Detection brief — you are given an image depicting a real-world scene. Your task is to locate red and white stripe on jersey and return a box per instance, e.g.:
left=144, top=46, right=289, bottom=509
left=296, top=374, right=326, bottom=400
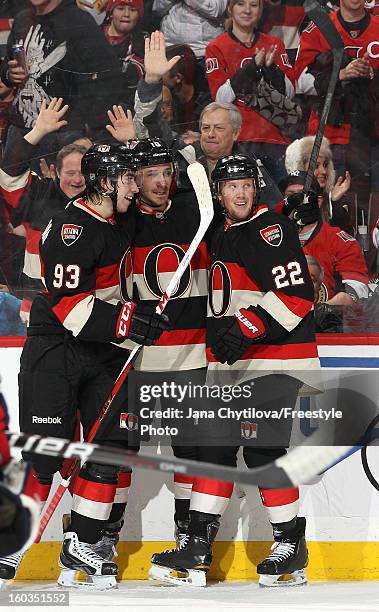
left=261, top=1, right=305, bottom=52
left=259, top=486, right=299, bottom=523
left=23, top=223, right=42, bottom=280
left=0, top=167, right=32, bottom=209
left=190, top=478, right=234, bottom=515
left=72, top=475, right=116, bottom=521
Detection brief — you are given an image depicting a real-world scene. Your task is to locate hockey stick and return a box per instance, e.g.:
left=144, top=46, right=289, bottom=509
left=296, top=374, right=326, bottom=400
left=303, top=0, right=345, bottom=193
left=9, top=383, right=377, bottom=490
left=34, top=162, right=214, bottom=541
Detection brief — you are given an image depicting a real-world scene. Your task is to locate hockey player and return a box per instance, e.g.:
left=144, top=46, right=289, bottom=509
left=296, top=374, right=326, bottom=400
left=150, top=155, right=320, bottom=587
left=0, top=392, right=39, bottom=589
left=0, top=143, right=170, bottom=590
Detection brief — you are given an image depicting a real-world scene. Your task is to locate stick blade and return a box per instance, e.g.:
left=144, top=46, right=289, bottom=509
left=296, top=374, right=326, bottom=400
left=187, top=162, right=214, bottom=212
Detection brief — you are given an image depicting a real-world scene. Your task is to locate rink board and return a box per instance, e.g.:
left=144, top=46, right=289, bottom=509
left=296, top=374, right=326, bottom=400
left=1, top=334, right=379, bottom=581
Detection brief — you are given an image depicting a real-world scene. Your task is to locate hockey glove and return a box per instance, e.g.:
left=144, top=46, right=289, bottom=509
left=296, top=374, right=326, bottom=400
left=230, top=57, right=262, bottom=97
left=115, top=302, right=171, bottom=346
left=0, top=394, right=10, bottom=467
left=211, top=307, right=266, bottom=365
left=287, top=191, right=320, bottom=227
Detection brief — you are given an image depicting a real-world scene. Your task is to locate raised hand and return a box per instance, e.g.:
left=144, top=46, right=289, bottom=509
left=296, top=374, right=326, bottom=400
left=106, top=105, right=136, bottom=143
left=39, top=158, right=57, bottom=180
left=331, top=171, right=351, bottom=201
left=144, top=31, right=181, bottom=84
left=26, top=98, right=69, bottom=145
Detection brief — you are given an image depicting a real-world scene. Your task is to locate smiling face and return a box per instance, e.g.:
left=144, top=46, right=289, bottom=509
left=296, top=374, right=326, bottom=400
left=306, top=155, right=328, bottom=190
left=229, top=0, right=262, bottom=32
left=116, top=170, right=139, bottom=212
left=200, top=109, right=239, bottom=162
left=218, top=177, right=257, bottom=223
left=111, top=4, right=140, bottom=34
left=58, top=152, right=86, bottom=199
left=137, top=163, right=173, bottom=210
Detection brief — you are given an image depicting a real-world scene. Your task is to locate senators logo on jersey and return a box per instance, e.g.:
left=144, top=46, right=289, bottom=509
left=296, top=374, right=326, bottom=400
left=260, top=224, right=283, bottom=247
left=61, top=224, right=83, bottom=247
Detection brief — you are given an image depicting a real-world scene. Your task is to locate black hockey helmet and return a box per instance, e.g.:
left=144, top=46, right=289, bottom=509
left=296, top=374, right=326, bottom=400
left=82, top=142, right=139, bottom=193
left=211, top=155, right=261, bottom=198
left=133, top=138, right=174, bottom=168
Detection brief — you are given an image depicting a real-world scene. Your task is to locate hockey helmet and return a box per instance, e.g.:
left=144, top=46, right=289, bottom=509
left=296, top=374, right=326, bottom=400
left=211, top=155, right=261, bottom=198
left=133, top=138, right=174, bottom=168
left=82, top=143, right=139, bottom=192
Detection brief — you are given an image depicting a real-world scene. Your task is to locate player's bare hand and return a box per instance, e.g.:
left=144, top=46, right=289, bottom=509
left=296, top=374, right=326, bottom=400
left=331, top=171, right=351, bottom=201
left=106, top=106, right=136, bottom=142
left=6, top=59, right=27, bottom=86
left=144, top=31, right=181, bottom=84
left=39, top=157, right=57, bottom=180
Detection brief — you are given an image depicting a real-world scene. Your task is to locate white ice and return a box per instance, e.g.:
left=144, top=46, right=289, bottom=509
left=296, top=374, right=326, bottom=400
left=1, top=580, right=379, bottom=612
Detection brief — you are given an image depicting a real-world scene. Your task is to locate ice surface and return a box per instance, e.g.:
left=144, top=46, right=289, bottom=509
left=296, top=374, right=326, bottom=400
left=2, top=580, right=379, bottom=612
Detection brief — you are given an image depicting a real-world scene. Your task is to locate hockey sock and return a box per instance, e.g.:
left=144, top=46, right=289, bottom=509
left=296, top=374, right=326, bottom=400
left=174, top=499, right=190, bottom=523
left=190, top=478, right=233, bottom=516
left=24, top=469, right=52, bottom=511
left=70, top=467, right=117, bottom=544
left=259, top=487, right=299, bottom=524
left=107, top=471, right=131, bottom=524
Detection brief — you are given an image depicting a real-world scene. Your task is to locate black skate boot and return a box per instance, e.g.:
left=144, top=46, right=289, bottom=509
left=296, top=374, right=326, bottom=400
left=149, top=511, right=220, bottom=587
left=174, top=518, right=190, bottom=549
left=257, top=517, right=308, bottom=587
left=0, top=552, right=24, bottom=589
left=91, top=519, right=124, bottom=561
left=58, top=531, right=118, bottom=590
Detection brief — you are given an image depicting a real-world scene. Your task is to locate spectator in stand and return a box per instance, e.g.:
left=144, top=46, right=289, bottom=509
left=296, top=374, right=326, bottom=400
left=0, top=1, right=29, bottom=17
left=280, top=171, right=369, bottom=306
left=0, top=0, right=122, bottom=162
left=76, top=0, right=108, bottom=23
left=132, top=31, right=282, bottom=204
left=152, top=0, right=228, bottom=61
left=0, top=287, right=26, bottom=335
left=102, top=0, right=147, bottom=109
left=0, top=98, right=87, bottom=323
left=205, top=0, right=301, bottom=183
left=306, top=255, right=344, bottom=332
left=284, top=135, right=354, bottom=235
left=161, top=44, right=211, bottom=134
left=295, top=0, right=379, bottom=200
left=260, top=0, right=306, bottom=65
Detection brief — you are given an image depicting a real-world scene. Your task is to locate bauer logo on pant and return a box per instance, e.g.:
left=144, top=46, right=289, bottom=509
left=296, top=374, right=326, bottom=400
left=120, top=412, right=139, bottom=431
left=61, top=224, right=83, bottom=247
left=241, top=421, right=257, bottom=440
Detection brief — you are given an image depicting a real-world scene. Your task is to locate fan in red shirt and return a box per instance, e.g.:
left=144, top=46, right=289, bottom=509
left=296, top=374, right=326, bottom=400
left=205, top=0, right=299, bottom=183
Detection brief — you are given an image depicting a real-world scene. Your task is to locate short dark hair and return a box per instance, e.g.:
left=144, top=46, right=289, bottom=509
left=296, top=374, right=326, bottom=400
left=166, top=44, right=196, bottom=83
left=56, top=144, right=87, bottom=172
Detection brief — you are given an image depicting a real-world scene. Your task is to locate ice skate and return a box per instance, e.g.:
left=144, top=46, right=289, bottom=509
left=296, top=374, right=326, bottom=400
left=257, top=517, right=308, bottom=587
left=91, top=519, right=124, bottom=561
left=0, top=551, right=24, bottom=590
left=57, top=531, right=118, bottom=590
left=174, top=519, right=190, bottom=549
left=149, top=512, right=219, bottom=587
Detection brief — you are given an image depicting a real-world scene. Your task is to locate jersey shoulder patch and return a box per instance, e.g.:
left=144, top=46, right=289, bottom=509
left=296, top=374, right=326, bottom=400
left=259, top=223, right=283, bottom=247
left=61, top=224, right=83, bottom=247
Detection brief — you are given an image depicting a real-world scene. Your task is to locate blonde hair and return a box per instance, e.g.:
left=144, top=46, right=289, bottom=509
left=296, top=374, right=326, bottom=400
left=225, top=0, right=264, bottom=31
left=285, top=136, right=336, bottom=193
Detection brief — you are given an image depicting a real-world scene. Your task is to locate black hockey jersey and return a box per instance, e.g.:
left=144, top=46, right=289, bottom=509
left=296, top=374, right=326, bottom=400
left=207, top=205, right=320, bottom=385
left=129, top=193, right=213, bottom=371
left=30, top=198, right=132, bottom=343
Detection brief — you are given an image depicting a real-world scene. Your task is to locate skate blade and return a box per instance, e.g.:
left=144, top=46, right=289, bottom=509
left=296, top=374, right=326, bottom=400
left=259, top=569, right=307, bottom=588
left=149, top=564, right=206, bottom=587
left=0, top=578, right=11, bottom=591
left=57, top=569, right=117, bottom=591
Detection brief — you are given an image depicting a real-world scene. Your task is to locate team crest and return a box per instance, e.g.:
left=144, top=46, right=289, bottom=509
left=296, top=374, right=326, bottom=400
left=206, top=57, right=219, bottom=73
left=61, top=224, right=83, bottom=247
left=280, top=53, right=291, bottom=68
left=260, top=224, right=283, bottom=247
left=241, top=421, right=258, bottom=440
left=317, top=282, right=329, bottom=303
left=120, top=413, right=139, bottom=431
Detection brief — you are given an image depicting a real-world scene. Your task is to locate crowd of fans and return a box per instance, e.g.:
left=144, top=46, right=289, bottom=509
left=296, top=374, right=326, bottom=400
left=0, top=0, right=379, bottom=335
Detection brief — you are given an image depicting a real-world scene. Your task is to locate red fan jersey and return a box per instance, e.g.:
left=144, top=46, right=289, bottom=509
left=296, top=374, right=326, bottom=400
left=301, top=223, right=369, bottom=302
left=295, top=10, right=379, bottom=144
left=205, top=30, right=294, bottom=144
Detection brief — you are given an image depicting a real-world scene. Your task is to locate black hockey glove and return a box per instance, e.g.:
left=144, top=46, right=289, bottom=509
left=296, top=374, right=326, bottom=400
left=287, top=191, right=320, bottom=227
left=230, top=58, right=262, bottom=97
left=115, top=302, right=171, bottom=346
left=211, top=307, right=267, bottom=365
